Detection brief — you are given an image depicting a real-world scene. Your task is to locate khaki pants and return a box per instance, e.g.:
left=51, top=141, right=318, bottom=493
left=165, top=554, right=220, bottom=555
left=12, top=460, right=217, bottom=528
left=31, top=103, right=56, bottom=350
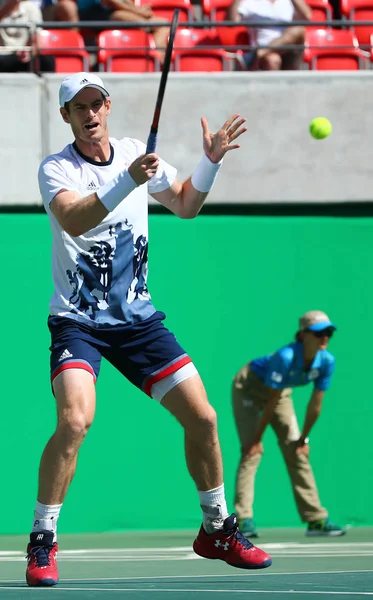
left=232, top=364, right=328, bottom=523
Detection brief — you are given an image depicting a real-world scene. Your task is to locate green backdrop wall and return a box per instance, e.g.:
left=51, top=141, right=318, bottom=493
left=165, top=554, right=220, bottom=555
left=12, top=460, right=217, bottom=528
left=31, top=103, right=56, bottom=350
left=1, top=213, right=372, bottom=535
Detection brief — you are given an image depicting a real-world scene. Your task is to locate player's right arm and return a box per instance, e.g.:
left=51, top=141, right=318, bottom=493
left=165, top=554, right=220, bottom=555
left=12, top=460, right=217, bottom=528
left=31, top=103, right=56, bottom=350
left=40, top=154, right=159, bottom=237
left=50, top=190, right=109, bottom=237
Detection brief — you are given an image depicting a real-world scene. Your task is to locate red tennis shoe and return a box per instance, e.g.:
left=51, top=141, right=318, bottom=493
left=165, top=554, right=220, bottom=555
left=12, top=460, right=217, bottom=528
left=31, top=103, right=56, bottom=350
left=193, top=514, right=272, bottom=569
left=26, top=530, right=59, bottom=586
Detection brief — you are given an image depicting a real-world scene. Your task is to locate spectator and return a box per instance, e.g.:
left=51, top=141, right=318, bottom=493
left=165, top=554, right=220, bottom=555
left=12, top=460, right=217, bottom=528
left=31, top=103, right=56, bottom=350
left=228, top=0, right=312, bottom=70
left=46, top=0, right=169, bottom=50
left=0, top=0, right=55, bottom=71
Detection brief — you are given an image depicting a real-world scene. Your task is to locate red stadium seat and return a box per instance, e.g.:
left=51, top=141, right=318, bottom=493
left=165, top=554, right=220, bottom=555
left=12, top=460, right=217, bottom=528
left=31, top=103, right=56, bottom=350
left=38, top=30, right=90, bottom=73
left=306, top=0, right=333, bottom=22
left=201, top=0, right=232, bottom=20
left=217, top=25, right=250, bottom=50
left=135, top=0, right=194, bottom=21
left=172, top=27, right=231, bottom=70
left=341, top=0, right=373, bottom=48
left=304, top=28, right=366, bottom=69
left=97, top=30, right=161, bottom=72
left=216, top=26, right=251, bottom=69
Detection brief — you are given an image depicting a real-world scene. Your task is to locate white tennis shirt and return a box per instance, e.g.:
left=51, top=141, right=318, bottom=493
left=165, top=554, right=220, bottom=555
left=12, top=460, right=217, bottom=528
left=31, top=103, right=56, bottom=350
left=38, top=137, right=177, bottom=327
left=239, top=0, right=295, bottom=47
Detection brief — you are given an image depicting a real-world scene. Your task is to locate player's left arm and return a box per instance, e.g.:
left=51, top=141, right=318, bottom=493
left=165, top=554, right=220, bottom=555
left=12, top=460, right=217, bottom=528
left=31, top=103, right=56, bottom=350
left=151, top=114, right=247, bottom=219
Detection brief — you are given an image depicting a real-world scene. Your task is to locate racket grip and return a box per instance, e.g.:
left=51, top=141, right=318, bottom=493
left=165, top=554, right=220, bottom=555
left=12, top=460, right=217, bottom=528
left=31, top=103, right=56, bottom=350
left=146, top=132, right=157, bottom=154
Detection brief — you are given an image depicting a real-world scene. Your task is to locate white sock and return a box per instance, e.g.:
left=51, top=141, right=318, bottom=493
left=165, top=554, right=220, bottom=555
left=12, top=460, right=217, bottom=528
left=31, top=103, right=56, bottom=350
left=32, top=501, right=62, bottom=543
left=198, top=484, right=229, bottom=534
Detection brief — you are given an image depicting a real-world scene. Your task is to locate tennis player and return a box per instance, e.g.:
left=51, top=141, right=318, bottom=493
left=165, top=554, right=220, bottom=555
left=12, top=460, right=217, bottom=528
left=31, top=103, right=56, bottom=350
left=26, top=72, right=272, bottom=586
left=232, top=310, right=345, bottom=538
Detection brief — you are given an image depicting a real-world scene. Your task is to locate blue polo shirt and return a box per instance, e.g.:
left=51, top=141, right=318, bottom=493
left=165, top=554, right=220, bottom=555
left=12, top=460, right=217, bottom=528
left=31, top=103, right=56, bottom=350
left=250, top=342, right=335, bottom=391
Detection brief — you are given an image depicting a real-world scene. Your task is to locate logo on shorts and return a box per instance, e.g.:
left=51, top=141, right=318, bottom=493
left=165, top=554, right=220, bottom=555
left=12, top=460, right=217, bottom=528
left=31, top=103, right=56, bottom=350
left=58, top=349, right=73, bottom=362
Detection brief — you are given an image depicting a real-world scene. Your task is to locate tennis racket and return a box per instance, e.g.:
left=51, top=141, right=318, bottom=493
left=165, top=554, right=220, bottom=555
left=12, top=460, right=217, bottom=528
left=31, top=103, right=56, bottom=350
left=145, top=8, right=180, bottom=154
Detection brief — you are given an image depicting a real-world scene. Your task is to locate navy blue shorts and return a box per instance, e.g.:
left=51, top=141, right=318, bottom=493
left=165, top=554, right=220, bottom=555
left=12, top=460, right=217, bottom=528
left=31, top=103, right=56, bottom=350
left=48, top=311, right=191, bottom=396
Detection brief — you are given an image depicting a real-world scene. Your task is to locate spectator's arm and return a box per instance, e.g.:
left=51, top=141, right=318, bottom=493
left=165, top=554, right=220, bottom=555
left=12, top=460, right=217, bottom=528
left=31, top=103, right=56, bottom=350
left=227, top=0, right=241, bottom=21
left=291, top=0, right=312, bottom=20
left=0, top=0, right=19, bottom=20
left=299, top=389, right=324, bottom=440
left=100, top=0, right=131, bottom=10
left=101, top=0, right=152, bottom=16
left=250, top=387, right=283, bottom=444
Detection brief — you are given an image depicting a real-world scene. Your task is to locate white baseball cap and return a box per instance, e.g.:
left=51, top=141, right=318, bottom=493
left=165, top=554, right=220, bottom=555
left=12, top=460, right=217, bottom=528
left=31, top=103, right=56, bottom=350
left=59, top=72, right=110, bottom=107
left=299, top=310, right=336, bottom=332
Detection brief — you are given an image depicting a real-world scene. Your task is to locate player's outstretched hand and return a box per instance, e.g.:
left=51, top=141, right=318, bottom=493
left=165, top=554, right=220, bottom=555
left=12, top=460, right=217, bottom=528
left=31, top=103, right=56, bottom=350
left=129, top=153, right=159, bottom=185
left=201, top=114, right=247, bottom=164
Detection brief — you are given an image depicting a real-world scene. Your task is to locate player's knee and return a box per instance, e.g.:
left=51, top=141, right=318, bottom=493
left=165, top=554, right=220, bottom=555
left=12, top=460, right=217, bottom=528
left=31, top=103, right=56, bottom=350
left=188, top=405, right=218, bottom=438
left=56, top=412, right=92, bottom=452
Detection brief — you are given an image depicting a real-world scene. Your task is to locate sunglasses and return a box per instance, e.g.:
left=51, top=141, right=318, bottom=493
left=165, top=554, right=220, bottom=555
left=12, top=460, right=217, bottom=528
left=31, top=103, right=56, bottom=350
left=307, top=328, right=334, bottom=339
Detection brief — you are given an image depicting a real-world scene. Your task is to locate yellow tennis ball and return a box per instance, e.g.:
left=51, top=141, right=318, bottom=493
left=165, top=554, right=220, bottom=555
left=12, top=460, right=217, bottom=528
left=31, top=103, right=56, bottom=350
left=309, top=117, right=332, bottom=140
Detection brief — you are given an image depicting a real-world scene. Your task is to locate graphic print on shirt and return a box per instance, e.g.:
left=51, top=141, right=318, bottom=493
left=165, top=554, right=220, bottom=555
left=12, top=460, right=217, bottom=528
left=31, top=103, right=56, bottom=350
left=127, top=234, right=149, bottom=304
left=66, top=220, right=150, bottom=320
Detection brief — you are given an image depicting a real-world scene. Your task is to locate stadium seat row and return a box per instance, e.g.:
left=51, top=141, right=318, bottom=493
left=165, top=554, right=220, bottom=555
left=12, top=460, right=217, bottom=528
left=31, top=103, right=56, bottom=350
left=37, top=27, right=372, bottom=72
left=135, top=0, right=373, bottom=50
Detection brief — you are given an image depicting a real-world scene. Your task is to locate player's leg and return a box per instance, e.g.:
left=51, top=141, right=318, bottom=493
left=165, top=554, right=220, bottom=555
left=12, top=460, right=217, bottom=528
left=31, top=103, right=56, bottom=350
left=107, top=312, right=272, bottom=569
left=232, top=364, right=263, bottom=538
left=161, top=375, right=271, bottom=569
left=26, top=317, right=102, bottom=587
left=37, top=370, right=96, bottom=505
left=26, top=370, right=96, bottom=587
left=161, top=373, right=222, bottom=491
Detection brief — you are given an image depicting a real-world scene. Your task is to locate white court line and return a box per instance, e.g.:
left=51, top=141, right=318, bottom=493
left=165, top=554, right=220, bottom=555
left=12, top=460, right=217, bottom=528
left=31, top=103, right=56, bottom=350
left=2, top=542, right=373, bottom=557
left=2, top=542, right=373, bottom=562
left=3, top=555, right=373, bottom=563
left=0, top=587, right=373, bottom=595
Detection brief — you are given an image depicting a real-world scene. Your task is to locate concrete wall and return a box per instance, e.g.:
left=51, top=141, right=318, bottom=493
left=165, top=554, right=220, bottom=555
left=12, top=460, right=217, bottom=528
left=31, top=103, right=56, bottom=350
left=1, top=71, right=373, bottom=205
left=0, top=74, right=43, bottom=206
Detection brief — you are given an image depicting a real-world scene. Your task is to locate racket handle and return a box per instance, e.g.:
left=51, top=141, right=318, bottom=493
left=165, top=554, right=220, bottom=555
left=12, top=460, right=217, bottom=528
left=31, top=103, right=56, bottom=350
left=146, top=132, right=157, bottom=154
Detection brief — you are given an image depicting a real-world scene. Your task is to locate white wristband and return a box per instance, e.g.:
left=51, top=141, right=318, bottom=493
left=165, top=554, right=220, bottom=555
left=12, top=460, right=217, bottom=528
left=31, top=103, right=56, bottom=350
left=97, top=169, right=138, bottom=213
left=191, top=154, right=223, bottom=193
